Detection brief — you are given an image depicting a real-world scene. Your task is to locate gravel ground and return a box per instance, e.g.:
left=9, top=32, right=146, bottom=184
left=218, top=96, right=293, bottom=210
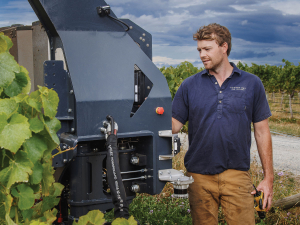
left=251, top=132, right=300, bottom=176
left=178, top=132, right=300, bottom=176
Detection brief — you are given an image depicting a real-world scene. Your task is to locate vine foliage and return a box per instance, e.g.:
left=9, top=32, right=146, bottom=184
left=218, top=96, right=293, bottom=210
left=0, top=32, right=63, bottom=224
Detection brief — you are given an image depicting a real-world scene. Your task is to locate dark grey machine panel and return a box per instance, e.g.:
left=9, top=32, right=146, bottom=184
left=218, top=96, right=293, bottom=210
left=28, top=0, right=173, bottom=222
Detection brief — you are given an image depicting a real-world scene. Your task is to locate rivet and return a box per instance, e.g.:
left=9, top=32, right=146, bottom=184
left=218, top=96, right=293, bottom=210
left=129, top=26, right=133, bottom=29
left=70, top=90, right=74, bottom=94
left=68, top=108, right=72, bottom=113
left=146, top=44, right=149, bottom=47
left=71, top=128, right=75, bottom=132
left=142, top=33, right=146, bottom=36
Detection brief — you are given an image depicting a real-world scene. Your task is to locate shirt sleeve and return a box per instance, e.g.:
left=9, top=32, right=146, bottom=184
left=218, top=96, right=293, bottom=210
left=252, top=77, right=272, bottom=123
left=172, top=81, right=189, bottom=124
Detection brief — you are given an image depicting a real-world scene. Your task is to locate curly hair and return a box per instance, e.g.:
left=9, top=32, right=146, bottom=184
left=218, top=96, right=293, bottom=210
left=193, top=23, right=232, bottom=56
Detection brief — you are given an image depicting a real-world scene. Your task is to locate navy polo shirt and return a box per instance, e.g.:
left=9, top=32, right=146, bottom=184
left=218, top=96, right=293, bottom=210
left=172, top=63, right=271, bottom=175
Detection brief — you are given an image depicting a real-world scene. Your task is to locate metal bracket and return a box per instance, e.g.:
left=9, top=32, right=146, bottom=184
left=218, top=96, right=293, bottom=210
left=159, top=154, right=173, bottom=160
left=158, top=130, right=172, bottom=137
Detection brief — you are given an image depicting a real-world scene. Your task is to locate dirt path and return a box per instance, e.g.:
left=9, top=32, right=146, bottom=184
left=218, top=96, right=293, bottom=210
left=251, top=132, right=300, bottom=176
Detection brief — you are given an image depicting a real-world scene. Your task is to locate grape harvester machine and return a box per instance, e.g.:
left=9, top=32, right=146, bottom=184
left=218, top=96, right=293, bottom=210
left=28, top=0, right=193, bottom=223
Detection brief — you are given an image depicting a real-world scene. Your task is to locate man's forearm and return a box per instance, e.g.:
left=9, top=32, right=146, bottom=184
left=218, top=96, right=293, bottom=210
left=254, top=120, right=274, bottom=181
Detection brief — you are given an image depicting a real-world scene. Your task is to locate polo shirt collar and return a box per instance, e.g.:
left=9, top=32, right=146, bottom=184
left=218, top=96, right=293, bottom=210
left=202, top=62, right=242, bottom=77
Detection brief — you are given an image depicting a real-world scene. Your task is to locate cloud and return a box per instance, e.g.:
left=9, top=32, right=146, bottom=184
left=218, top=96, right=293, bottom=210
left=264, top=0, right=300, bottom=15
left=230, top=50, right=276, bottom=59
left=230, top=5, right=257, bottom=12
left=241, top=20, right=248, bottom=25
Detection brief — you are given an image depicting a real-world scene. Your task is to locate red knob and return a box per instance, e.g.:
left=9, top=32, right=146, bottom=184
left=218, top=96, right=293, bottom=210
left=156, top=107, right=164, bottom=115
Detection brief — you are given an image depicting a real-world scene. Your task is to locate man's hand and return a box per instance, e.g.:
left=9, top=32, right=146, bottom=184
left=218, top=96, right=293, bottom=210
left=172, top=117, right=184, bottom=134
left=251, top=179, right=273, bottom=211
left=253, top=118, right=274, bottom=211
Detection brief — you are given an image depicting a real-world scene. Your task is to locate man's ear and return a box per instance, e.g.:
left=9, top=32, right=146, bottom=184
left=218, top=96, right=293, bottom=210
left=221, top=42, right=228, bottom=54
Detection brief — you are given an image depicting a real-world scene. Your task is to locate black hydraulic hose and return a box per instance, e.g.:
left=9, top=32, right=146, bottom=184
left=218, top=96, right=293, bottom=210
left=105, top=117, right=129, bottom=219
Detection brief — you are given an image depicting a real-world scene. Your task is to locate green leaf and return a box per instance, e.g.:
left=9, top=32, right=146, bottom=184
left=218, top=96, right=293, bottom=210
left=0, top=33, right=13, bottom=51
left=0, top=35, right=7, bottom=53
left=4, top=66, right=30, bottom=97
left=29, top=116, right=44, bottom=133
left=11, top=183, right=35, bottom=210
left=39, top=86, right=59, bottom=118
left=29, top=161, right=43, bottom=184
left=0, top=52, right=20, bottom=89
left=23, top=134, right=47, bottom=164
left=112, top=218, right=130, bottom=225
left=41, top=161, right=55, bottom=196
left=0, top=113, right=31, bottom=153
left=73, top=210, right=106, bottom=225
left=127, top=216, right=138, bottom=225
left=14, top=93, right=28, bottom=103
left=39, top=183, right=63, bottom=215
left=0, top=150, right=33, bottom=189
left=0, top=113, right=8, bottom=134
left=40, top=116, right=61, bottom=151
left=27, top=90, right=42, bottom=113
left=41, top=208, right=58, bottom=225
left=0, top=98, right=18, bottom=118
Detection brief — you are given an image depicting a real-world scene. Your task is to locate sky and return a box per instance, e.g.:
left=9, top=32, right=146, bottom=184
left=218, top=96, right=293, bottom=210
left=1, top=0, right=300, bottom=68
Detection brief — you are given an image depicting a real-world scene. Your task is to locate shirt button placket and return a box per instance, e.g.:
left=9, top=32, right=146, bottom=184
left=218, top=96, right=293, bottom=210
left=217, top=91, right=223, bottom=119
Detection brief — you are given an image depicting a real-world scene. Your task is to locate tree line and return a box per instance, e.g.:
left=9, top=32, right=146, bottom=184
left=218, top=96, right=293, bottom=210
left=160, top=59, right=300, bottom=118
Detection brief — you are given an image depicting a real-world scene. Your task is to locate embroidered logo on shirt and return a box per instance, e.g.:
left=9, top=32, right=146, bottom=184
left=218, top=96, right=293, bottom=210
left=230, top=87, right=246, bottom=91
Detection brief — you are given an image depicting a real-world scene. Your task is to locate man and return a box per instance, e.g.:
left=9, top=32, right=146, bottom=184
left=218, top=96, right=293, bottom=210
left=172, top=23, right=273, bottom=224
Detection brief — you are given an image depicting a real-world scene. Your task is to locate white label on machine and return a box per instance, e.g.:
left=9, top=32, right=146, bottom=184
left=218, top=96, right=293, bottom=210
left=135, top=85, right=138, bottom=93
left=174, top=142, right=177, bottom=150
left=135, top=94, right=138, bottom=102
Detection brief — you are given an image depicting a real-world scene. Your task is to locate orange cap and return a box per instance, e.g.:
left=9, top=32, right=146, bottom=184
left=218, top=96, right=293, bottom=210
left=156, top=107, right=164, bottom=115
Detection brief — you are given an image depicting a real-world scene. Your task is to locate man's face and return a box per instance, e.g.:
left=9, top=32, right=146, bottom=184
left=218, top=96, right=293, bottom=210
left=197, top=39, right=227, bottom=71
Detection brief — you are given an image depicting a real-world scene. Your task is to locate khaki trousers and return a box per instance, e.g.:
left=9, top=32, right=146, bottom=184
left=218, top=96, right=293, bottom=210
left=187, top=169, right=255, bottom=225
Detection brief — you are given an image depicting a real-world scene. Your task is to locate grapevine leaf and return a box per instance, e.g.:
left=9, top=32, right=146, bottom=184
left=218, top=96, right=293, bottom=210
left=127, top=216, right=138, bottom=225
left=14, top=93, right=28, bottom=103
left=40, top=116, right=61, bottom=151
left=0, top=35, right=7, bottom=53
left=39, top=86, right=59, bottom=118
left=0, top=113, right=8, bottom=133
left=30, top=184, right=41, bottom=193
left=0, top=33, right=13, bottom=51
left=29, top=116, right=44, bottom=133
left=11, top=183, right=35, bottom=210
left=112, top=218, right=130, bottom=225
left=22, top=208, right=34, bottom=222
left=0, top=113, right=31, bottom=153
left=0, top=52, right=20, bottom=89
left=29, top=220, right=47, bottom=225
left=40, top=183, right=63, bottom=214
left=9, top=205, right=16, bottom=219
left=41, top=208, right=58, bottom=225
left=0, top=187, right=7, bottom=220
left=27, top=90, right=42, bottom=113
left=23, top=134, right=47, bottom=164
left=29, top=161, right=43, bottom=184
left=40, top=196, right=60, bottom=214
left=41, top=161, right=55, bottom=196
left=0, top=150, right=33, bottom=189
left=50, top=182, right=64, bottom=197
left=4, top=66, right=31, bottom=97
left=6, top=214, right=17, bottom=225
left=73, top=210, right=106, bottom=225
left=0, top=186, right=14, bottom=224
left=0, top=98, right=18, bottom=118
